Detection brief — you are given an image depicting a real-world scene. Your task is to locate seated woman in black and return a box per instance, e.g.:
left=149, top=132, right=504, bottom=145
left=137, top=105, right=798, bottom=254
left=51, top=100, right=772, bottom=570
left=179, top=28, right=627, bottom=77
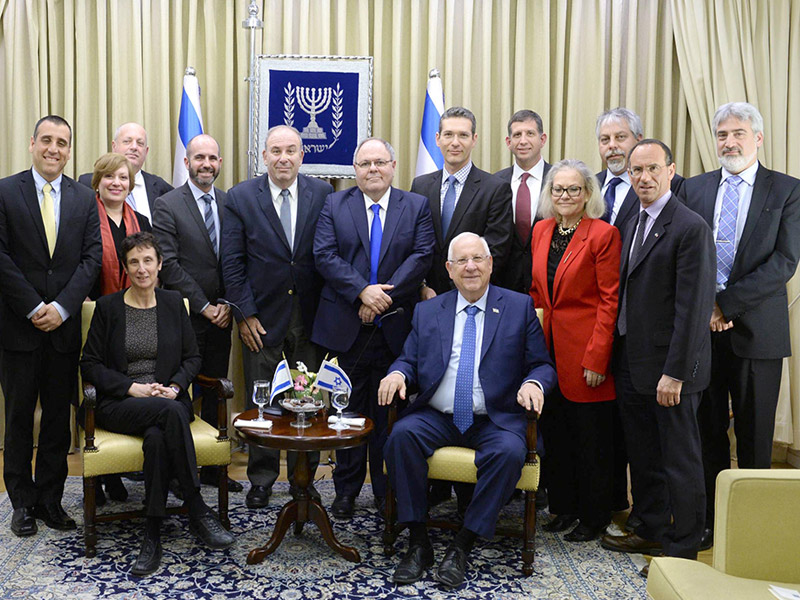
left=80, top=232, right=234, bottom=576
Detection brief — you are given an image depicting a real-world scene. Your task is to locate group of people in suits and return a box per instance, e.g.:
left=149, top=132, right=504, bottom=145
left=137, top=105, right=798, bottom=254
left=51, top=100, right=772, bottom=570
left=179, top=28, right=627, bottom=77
left=1, top=98, right=798, bottom=585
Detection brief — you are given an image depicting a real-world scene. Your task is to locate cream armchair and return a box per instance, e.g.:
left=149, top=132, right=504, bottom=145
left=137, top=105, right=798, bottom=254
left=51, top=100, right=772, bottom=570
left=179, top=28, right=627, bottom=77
left=647, top=469, right=800, bottom=599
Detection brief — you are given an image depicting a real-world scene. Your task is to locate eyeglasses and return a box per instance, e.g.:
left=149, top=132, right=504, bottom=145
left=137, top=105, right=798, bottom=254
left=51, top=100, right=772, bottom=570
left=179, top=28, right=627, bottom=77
left=551, top=185, right=583, bottom=198
left=629, top=164, right=667, bottom=178
left=354, top=159, right=391, bottom=169
left=449, top=254, right=489, bottom=267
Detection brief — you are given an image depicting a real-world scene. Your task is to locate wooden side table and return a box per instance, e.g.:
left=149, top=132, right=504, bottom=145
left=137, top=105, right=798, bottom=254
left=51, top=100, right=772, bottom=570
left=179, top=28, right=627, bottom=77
left=235, top=408, right=373, bottom=564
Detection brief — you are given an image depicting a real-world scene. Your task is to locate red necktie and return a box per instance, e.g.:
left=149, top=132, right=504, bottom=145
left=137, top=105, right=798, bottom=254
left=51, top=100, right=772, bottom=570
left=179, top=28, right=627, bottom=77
left=515, top=173, right=532, bottom=242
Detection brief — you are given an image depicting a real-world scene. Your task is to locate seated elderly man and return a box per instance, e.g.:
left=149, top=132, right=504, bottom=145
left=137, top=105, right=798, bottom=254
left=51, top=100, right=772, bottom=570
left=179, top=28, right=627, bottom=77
left=378, top=232, right=556, bottom=588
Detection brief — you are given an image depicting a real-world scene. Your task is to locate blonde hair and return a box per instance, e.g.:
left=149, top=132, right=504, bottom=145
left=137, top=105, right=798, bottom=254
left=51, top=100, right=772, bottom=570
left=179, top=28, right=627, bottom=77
left=537, top=159, right=604, bottom=221
left=91, top=152, right=135, bottom=193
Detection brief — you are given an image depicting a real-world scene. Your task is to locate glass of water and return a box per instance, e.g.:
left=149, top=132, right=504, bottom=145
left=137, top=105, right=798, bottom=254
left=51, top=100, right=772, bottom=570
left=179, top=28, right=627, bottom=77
left=329, top=384, right=350, bottom=431
left=253, top=380, right=271, bottom=421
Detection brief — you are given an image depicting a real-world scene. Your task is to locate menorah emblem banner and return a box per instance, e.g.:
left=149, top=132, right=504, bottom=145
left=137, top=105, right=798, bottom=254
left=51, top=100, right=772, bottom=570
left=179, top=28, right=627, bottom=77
left=255, top=55, right=373, bottom=178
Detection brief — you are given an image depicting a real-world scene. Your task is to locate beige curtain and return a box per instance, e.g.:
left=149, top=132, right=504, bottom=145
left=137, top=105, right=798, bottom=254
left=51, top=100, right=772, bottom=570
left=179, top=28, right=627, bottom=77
left=1, top=0, right=800, bottom=455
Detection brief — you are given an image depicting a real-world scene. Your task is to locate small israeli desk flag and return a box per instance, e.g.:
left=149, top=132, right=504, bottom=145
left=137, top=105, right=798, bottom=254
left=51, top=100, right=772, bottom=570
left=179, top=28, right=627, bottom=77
left=415, top=68, right=445, bottom=178
left=172, top=67, right=204, bottom=187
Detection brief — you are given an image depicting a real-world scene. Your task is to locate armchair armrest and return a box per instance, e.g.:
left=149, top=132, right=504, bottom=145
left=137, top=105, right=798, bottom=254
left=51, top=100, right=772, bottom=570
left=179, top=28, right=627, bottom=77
left=386, top=391, right=400, bottom=434
left=82, top=383, right=98, bottom=452
left=525, top=409, right=538, bottom=464
left=194, top=375, right=234, bottom=441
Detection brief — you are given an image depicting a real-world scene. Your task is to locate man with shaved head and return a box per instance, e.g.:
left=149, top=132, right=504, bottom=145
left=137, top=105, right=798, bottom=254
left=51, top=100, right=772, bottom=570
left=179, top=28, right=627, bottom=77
left=151, top=134, right=239, bottom=491
left=80, top=122, right=172, bottom=224
left=222, top=126, right=334, bottom=508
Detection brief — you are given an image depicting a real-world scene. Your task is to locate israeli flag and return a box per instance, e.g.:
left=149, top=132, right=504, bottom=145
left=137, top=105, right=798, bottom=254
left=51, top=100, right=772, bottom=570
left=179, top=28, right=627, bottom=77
left=270, top=359, right=293, bottom=402
left=172, top=67, right=204, bottom=187
left=415, top=68, right=445, bottom=178
left=315, top=358, right=353, bottom=393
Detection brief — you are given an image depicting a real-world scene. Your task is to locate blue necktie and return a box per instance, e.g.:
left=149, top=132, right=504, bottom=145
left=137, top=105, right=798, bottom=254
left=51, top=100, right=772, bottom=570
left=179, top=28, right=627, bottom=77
left=453, top=305, right=479, bottom=433
left=603, top=177, right=623, bottom=223
left=369, top=203, right=382, bottom=285
left=716, top=175, right=742, bottom=288
left=279, top=189, right=293, bottom=250
left=201, top=194, right=217, bottom=256
left=441, top=175, right=458, bottom=236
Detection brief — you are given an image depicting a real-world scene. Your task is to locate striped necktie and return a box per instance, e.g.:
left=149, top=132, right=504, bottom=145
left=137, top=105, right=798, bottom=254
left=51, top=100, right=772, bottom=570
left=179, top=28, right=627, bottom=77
left=201, top=194, right=217, bottom=256
left=716, top=175, right=743, bottom=287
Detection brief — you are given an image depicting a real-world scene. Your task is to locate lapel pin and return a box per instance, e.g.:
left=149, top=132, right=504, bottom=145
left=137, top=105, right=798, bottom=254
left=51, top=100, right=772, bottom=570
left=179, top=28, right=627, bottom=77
left=654, top=233, right=659, bottom=237
left=492, top=307, right=499, bottom=313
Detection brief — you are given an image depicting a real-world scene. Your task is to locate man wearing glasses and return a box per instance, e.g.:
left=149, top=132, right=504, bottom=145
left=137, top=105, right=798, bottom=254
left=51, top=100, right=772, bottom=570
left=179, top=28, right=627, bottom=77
left=312, top=138, right=434, bottom=520
left=601, top=139, right=715, bottom=573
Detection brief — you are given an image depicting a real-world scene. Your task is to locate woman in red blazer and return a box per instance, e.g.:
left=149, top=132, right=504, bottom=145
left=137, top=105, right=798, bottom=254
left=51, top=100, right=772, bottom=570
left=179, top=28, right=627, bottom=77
left=529, top=159, right=621, bottom=542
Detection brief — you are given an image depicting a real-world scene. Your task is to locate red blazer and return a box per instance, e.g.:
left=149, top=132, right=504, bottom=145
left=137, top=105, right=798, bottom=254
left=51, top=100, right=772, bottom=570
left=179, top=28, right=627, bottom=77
left=529, top=218, right=620, bottom=402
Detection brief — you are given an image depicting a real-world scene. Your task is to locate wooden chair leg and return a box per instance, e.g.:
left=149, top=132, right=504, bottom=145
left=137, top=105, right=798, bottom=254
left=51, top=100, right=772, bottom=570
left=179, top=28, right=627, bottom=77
left=522, top=488, right=536, bottom=576
left=83, top=476, right=98, bottom=558
left=218, top=464, right=230, bottom=529
left=383, top=480, right=398, bottom=555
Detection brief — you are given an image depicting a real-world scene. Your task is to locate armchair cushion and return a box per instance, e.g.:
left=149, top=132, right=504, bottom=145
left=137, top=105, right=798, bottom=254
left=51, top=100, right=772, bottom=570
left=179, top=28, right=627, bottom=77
left=81, top=419, right=230, bottom=478
left=426, top=446, right=539, bottom=491
left=647, top=557, right=795, bottom=600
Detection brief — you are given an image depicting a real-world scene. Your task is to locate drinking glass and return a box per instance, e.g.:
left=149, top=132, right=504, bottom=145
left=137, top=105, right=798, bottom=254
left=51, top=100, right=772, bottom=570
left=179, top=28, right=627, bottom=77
left=253, top=380, right=271, bottom=421
left=329, top=384, right=350, bottom=431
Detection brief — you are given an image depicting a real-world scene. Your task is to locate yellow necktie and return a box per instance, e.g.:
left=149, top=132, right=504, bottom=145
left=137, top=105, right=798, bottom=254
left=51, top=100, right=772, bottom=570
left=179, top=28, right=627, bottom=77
left=41, top=182, right=57, bottom=257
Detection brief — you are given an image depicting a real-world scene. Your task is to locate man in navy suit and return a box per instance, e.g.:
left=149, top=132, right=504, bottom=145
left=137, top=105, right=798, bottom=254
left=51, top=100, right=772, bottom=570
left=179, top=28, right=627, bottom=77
left=0, top=115, right=102, bottom=537
left=379, top=232, right=556, bottom=588
left=153, top=133, right=240, bottom=491
left=312, top=138, right=434, bottom=519
left=678, top=102, right=800, bottom=549
left=601, top=140, right=714, bottom=568
left=494, top=109, right=551, bottom=294
left=78, top=122, right=172, bottom=225
left=222, top=125, right=334, bottom=509
left=411, top=107, right=513, bottom=298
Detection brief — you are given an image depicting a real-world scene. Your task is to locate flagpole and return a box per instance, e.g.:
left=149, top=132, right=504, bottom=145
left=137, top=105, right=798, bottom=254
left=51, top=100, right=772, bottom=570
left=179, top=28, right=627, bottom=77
left=242, top=1, right=263, bottom=180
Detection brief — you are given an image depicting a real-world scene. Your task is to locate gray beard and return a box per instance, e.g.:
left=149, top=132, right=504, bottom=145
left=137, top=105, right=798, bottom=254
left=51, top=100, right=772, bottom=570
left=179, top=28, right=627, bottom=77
left=718, top=150, right=756, bottom=174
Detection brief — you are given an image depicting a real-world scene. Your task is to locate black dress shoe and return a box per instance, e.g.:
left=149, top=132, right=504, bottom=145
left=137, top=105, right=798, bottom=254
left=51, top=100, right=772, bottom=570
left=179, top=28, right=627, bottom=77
left=189, top=512, right=235, bottom=549
left=699, top=527, right=713, bottom=551
left=94, top=484, right=107, bottom=507
left=624, top=513, right=644, bottom=533
left=434, top=545, right=468, bottom=588
left=200, top=468, right=244, bottom=492
left=289, top=483, right=321, bottom=502
left=246, top=485, right=271, bottom=509
left=393, top=544, right=434, bottom=584
left=331, top=494, right=355, bottom=519
left=131, top=531, right=162, bottom=576
left=564, top=522, right=602, bottom=542
left=10, top=507, right=37, bottom=537
left=600, top=532, right=663, bottom=555
left=542, top=514, right=578, bottom=532
left=33, top=503, right=76, bottom=530
left=103, top=474, right=129, bottom=501
left=535, top=488, right=548, bottom=510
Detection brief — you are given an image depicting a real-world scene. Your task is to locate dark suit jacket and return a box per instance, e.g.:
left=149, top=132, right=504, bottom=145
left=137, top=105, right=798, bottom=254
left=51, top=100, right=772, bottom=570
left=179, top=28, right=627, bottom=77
left=618, top=195, right=715, bottom=394
left=312, top=186, right=435, bottom=356
left=221, top=173, right=334, bottom=346
left=0, top=170, right=101, bottom=353
left=390, top=285, right=556, bottom=442
left=153, top=183, right=227, bottom=315
left=598, top=170, right=685, bottom=235
left=494, top=161, right=551, bottom=293
left=80, top=288, right=201, bottom=412
left=79, top=170, right=173, bottom=217
left=411, top=166, right=513, bottom=293
left=678, top=164, right=800, bottom=359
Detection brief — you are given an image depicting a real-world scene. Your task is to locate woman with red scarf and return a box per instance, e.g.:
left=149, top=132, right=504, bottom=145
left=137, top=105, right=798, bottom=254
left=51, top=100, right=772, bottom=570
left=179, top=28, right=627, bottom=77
left=88, top=152, right=152, bottom=504
left=89, top=152, right=152, bottom=300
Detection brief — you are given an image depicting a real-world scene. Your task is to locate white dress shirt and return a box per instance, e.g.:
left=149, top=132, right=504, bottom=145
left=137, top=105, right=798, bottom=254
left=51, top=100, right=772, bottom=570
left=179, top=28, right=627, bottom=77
left=129, top=170, right=151, bottom=223
left=712, top=161, right=758, bottom=285
left=364, top=188, right=391, bottom=235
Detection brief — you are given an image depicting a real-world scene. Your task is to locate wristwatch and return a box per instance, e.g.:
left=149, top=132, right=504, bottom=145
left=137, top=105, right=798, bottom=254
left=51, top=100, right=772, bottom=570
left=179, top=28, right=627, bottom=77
left=170, top=385, right=181, bottom=396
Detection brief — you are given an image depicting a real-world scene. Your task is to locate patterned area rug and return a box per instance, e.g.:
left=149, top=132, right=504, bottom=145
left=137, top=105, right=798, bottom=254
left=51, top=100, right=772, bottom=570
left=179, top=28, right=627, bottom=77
left=0, top=478, right=647, bottom=599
